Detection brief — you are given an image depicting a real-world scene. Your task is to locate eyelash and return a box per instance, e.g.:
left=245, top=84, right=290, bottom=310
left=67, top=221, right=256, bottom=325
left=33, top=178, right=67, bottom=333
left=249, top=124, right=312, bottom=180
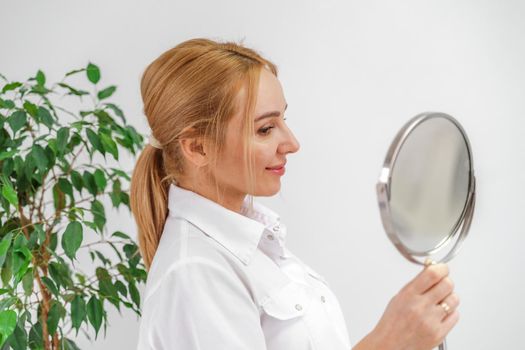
left=258, top=117, right=287, bottom=135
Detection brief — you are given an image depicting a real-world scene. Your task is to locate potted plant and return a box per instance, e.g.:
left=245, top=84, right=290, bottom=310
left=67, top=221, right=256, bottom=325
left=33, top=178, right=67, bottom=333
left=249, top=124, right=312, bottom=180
left=0, top=63, right=147, bottom=349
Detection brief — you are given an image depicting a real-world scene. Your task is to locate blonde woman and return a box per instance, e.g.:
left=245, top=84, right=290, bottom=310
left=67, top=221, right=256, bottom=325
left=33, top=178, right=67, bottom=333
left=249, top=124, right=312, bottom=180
left=130, top=38, right=459, bottom=350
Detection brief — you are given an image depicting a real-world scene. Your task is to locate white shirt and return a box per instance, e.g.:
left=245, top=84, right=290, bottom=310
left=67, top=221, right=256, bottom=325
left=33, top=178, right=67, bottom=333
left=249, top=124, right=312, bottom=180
left=137, top=183, right=352, bottom=350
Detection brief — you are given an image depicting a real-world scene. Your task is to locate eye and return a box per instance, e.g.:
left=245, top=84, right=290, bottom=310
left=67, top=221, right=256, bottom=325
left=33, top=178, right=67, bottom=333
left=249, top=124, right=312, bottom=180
left=258, top=125, right=274, bottom=135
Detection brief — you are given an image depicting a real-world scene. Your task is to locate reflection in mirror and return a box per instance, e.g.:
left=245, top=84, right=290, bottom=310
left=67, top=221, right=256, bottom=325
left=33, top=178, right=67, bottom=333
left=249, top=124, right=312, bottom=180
left=389, top=117, right=471, bottom=253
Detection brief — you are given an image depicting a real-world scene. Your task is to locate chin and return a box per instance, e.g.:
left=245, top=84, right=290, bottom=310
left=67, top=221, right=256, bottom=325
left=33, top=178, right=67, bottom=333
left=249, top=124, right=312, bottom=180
left=254, top=183, right=281, bottom=197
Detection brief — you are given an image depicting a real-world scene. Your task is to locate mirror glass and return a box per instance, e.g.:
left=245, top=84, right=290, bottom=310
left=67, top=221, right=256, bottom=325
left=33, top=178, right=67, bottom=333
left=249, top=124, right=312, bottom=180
left=389, top=117, right=471, bottom=253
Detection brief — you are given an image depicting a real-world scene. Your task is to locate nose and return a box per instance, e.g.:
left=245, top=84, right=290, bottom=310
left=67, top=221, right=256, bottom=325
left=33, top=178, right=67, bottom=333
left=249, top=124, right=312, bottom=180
left=279, top=125, right=301, bottom=154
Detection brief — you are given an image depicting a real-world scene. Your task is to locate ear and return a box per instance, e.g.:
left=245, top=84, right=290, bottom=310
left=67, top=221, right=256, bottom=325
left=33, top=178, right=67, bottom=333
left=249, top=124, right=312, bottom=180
left=179, top=136, right=208, bottom=168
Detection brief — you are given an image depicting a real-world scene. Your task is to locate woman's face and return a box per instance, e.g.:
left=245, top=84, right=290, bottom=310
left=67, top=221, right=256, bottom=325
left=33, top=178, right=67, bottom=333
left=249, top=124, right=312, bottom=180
left=212, top=68, right=300, bottom=202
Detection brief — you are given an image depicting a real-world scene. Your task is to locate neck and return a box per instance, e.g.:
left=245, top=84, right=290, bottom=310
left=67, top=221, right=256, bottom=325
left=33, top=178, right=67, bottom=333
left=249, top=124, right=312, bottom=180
left=177, top=178, right=246, bottom=214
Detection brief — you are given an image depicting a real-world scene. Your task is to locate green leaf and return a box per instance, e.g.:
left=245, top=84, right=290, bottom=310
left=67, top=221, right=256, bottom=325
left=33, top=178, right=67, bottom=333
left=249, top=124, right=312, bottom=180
left=49, top=232, right=58, bottom=252
left=96, top=267, right=118, bottom=301
left=0, top=297, right=16, bottom=312
left=111, top=231, right=130, bottom=240
left=27, top=229, right=38, bottom=250
left=23, top=154, right=36, bottom=182
left=109, top=192, right=121, bottom=208
left=99, top=132, right=118, bottom=160
left=86, top=296, right=103, bottom=337
left=93, top=169, right=106, bottom=192
left=48, top=261, right=73, bottom=289
left=1, top=158, right=14, bottom=178
left=86, top=128, right=104, bottom=156
left=12, top=244, right=31, bottom=284
left=71, top=295, right=86, bottom=333
left=0, top=150, right=17, bottom=161
left=31, top=144, right=48, bottom=172
left=21, top=268, right=33, bottom=296
left=1, top=253, right=12, bottom=286
left=0, top=233, right=13, bottom=268
left=128, top=282, right=140, bottom=308
left=23, top=101, right=38, bottom=117
left=8, top=111, right=27, bottom=134
left=61, top=221, right=83, bottom=260
left=41, top=276, right=59, bottom=296
left=104, top=103, right=126, bottom=123
left=94, top=110, right=114, bottom=125
left=30, top=84, right=51, bottom=95
left=46, top=144, right=57, bottom=168
left=57, top=83, right=89, bottom=97
left=62, top=337, right=81, bottom=350
left=0, top=176, right=18, bottom=207
left=58, top=178, right=73, bottom=197
left=28, top=321, right=43, bottom=349
left=0, top=310, right=16, bottom=344
left=97, top=86, right=116, bottom=100
left=35, top=70, right=46, bottom=86
left=13, top=234, right=27, bottom=251
left=111, top=167, right=131, bottom=181
left=37, top=106, right=54, bottom=129
left=82, top=171, right=97, bottom=196
left=56, top=127, right=69, bottom=155
left=1, top=82, right=22, bottom=94
left=33, top=224, right=46, bottom=245
left=0, top=99, right=15, bottom=109
left=94, top=250, right=110, bottom=265
left=46, top=302, right=61, bottom=335
left=65, top=68, right=85, bottom=77
left=70, top=170, right=83, bottom=192
left=114, top=280, right=127, bottom=297
left=86, top=63, right=100, bottom=84
left=7, top=322, right=27, bottom=350
left=91, top=200, right=106, bottom=233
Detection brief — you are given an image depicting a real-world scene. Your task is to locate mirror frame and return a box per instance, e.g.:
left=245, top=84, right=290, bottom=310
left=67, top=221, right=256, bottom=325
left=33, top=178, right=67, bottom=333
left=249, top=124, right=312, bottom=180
left=376, top=112, right=476, bottom=265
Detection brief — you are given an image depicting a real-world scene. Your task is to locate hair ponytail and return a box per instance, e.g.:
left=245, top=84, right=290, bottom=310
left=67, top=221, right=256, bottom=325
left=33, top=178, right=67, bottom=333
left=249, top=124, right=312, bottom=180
left=130, top=145, right=169, bottom=269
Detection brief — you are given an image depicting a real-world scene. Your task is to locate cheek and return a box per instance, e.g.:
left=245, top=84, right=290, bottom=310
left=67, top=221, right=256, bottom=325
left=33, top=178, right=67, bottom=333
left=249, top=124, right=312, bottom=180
left=253, top=144, right=274, bottom=170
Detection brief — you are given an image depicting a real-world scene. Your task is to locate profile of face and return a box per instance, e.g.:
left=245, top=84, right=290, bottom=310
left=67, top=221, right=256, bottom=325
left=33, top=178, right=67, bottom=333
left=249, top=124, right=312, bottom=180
left=211, top=68, right=301, bottom=201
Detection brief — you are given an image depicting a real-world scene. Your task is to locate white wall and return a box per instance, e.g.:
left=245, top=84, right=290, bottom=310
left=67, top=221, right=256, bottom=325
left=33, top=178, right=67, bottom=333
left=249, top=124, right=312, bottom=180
left=2, top=0, right=524, bottom=349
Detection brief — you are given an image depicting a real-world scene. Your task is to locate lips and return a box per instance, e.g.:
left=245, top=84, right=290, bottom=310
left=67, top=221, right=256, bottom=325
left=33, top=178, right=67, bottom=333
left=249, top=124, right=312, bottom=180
left=266, top=161, right=286, bottom=170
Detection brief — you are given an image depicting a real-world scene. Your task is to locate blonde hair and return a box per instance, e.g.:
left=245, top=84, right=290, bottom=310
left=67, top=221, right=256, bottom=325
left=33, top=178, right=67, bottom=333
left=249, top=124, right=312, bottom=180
left=130, top=38, right=278, bottom=269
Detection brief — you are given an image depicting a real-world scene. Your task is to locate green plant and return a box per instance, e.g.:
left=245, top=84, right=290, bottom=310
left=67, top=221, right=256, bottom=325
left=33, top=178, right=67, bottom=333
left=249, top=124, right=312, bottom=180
left=0, top=63, right=147, bottom=349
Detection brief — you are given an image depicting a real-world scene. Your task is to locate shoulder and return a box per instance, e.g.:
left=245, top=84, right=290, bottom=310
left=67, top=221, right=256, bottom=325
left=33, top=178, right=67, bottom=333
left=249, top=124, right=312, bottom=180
left=144, top=216, right=247, bottom=300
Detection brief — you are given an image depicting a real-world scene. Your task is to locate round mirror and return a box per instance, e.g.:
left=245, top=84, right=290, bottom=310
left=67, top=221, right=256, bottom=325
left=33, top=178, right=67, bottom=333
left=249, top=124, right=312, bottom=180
left=376, top=112, right=476, bottom=265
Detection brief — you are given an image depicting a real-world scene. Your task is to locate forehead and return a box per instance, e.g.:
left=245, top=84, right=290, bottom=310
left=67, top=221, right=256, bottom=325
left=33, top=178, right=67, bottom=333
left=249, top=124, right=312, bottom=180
left=229, top=68, right=286, bottom=128
left=254, top=68, right=286, bottom=117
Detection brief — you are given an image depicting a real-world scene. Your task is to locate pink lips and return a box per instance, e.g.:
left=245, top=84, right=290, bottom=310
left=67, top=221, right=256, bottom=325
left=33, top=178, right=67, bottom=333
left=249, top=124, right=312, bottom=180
left=266, top=163, right=286, bottom=176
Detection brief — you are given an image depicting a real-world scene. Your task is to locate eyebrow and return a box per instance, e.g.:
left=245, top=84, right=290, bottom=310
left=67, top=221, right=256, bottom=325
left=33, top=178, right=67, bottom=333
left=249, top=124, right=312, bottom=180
left=254, top=103, right=288, bottom=122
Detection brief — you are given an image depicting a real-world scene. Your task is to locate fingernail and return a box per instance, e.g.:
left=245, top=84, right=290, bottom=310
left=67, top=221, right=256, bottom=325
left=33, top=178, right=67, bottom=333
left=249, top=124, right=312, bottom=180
left=424, top=258, right=436, bottom=267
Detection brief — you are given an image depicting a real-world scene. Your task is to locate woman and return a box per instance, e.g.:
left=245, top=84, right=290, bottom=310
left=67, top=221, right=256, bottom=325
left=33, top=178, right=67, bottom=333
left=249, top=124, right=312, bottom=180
left=130, top=38, right=459, bottom=350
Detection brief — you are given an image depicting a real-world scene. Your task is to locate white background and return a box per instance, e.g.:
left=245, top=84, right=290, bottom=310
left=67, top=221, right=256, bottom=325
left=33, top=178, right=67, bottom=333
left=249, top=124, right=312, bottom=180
left=1, top=0, right=524, bottom=349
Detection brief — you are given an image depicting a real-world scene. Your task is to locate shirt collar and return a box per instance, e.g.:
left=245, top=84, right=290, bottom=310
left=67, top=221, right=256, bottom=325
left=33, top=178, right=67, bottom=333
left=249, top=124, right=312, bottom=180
left=167, top=183, right=282, bottom=265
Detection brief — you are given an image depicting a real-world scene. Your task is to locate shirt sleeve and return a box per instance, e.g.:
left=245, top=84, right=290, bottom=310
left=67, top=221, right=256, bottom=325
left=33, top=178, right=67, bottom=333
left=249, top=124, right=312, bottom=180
left=143, top=257, right=267, bottom=350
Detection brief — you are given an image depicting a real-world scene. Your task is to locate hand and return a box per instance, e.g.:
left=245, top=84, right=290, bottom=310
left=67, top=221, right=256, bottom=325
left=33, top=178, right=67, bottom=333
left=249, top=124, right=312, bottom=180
left=361, top=263, right=460, bottom=350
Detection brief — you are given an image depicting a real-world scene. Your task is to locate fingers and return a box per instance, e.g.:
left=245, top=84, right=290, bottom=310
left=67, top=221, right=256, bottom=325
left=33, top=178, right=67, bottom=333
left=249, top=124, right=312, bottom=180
left=407, top=263, right=449, bottom=295
left=438, top=309, right=460, bottom=340
left=427, top=277, right=454, bottom=304
left=437, top=293, right=460, bottom=321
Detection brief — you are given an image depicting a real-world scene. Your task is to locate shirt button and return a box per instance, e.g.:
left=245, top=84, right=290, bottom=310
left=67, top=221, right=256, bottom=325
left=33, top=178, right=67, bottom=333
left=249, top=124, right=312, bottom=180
left=321, top=295, right=326, bottom=303
left=266, top=234, right=274, bottom=240
left=295, top=304, right=303, bottom=311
